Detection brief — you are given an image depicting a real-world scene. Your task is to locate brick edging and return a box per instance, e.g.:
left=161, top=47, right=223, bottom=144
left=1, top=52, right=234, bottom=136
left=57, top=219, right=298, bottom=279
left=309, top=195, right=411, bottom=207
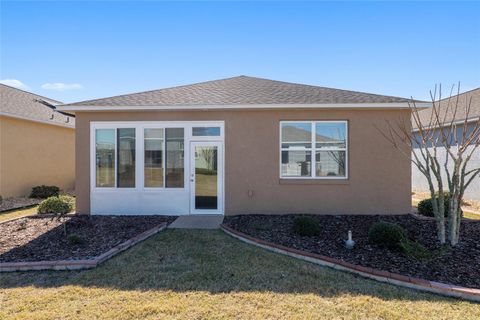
left=0, top=222, right=168, bottom=272
left=220, top=224, right=480, bottom=303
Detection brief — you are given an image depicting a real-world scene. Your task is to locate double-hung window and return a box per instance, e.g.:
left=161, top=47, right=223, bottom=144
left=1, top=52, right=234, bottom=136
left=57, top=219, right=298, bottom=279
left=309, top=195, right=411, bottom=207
left=280, top=121, right=348, bottom=179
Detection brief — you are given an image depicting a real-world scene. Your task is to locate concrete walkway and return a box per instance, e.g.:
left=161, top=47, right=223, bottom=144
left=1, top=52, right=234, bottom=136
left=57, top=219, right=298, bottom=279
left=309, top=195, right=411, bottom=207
left=168, top=215, right=224, bottom=229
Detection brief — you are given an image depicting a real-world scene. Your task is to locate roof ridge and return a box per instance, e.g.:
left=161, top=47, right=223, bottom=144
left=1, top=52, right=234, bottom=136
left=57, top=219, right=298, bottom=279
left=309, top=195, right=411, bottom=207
left=0, top=83, right=63, bottom=104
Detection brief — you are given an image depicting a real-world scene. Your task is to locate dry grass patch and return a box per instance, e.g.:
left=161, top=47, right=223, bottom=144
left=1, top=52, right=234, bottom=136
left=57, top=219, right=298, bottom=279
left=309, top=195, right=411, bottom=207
left=1, top=230, right=479, bottom=319
left=0, top=206, right=37, bottom=223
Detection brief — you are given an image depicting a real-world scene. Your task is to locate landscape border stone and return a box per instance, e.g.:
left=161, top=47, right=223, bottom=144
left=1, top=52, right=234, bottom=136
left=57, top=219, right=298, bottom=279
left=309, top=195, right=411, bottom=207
left=221, top=224, right=480, bottom=303
left=0, top=222, right=167, bottom=272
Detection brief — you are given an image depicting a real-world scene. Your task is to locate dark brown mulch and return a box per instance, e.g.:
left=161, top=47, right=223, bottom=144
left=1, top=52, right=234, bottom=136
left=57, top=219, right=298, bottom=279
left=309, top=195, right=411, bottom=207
left=224, top=214, right=480, bottom=289
left=0, top=215, right=177, bottom=263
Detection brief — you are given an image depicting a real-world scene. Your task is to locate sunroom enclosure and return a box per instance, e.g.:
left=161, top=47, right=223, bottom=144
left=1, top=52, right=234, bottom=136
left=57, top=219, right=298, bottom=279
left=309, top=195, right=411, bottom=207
left=90, top=121, right=224, bottom=215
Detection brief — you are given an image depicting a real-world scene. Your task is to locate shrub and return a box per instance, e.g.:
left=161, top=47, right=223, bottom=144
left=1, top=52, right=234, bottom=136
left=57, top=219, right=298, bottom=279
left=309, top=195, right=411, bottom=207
left=67, top=234, right=83, bottom=245
left=30, top=185, right=60, bottom=199
left=399, top=238, right=443, bottom=261
left=368, top=222, right=407, bottom=249
left=37, top=196, right=74, bottom=214
left=293, top=216, right=321, bottom=236
left=417, top=192, right=464, bottom=218
left=417, top=192, right=450, bottom=217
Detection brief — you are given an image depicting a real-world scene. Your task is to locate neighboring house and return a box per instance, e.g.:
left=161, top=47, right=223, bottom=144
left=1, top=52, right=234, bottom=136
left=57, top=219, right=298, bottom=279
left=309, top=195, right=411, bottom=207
left=412, top=87, right=480, bottom=200
left=57, top=76, right=430, bottom=216
left=0, top=84, right=75, bottom=198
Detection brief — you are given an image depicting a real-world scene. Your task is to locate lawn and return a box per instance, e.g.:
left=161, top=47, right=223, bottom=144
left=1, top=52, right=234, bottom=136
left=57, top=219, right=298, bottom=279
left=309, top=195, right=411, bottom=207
left=1, top=230, right=478, bottom=319
left=0, top=206, right=37, bottom=223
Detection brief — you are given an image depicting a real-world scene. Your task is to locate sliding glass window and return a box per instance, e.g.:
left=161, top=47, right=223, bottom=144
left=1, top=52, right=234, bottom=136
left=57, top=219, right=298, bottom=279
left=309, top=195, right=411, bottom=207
left=144, top=129, right=164, bottom=187
left=165, top=128, right=184, bottom=188
left=117, top=128, right=136, bottom=187
left=95, top=129, right=116, bottom=187
left=95, top=128, right=135, bottom=188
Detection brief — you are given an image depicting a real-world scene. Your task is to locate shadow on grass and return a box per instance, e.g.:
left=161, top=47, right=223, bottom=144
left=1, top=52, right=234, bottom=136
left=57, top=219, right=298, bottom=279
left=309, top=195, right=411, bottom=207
left=0, top=229, right=464, bottom=303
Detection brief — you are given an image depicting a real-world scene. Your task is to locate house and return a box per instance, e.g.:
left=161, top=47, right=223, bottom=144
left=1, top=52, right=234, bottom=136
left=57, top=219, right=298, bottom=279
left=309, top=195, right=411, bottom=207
left=57, top=76, right=430, bottom=216
left=0, top=84, right=75, bottom=198
left=412, top=87, right=480, bottom=200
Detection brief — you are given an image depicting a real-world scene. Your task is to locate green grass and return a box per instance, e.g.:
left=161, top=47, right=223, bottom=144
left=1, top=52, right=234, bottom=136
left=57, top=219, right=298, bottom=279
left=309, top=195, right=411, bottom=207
left=0, top=206, right=37, bottom=222
left=1, top=230, right=478, bottom=319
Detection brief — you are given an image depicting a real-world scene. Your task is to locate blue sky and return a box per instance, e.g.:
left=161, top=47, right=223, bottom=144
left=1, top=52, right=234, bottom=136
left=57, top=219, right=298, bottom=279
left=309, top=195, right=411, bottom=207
left=1, top=1, right=479, bottom=103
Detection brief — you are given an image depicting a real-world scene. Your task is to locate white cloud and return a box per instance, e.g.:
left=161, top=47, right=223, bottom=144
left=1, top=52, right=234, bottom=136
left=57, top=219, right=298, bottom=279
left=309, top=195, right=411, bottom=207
left=41, top=82, right=83, bottom=91
left=0, top=79, right=30, bottom=90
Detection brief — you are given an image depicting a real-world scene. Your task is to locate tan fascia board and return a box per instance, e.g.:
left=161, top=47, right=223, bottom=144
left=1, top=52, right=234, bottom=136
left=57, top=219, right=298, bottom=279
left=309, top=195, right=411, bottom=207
left=0, top=112, right=75, bottom=129
left=57, top=102, right=432, bottom=113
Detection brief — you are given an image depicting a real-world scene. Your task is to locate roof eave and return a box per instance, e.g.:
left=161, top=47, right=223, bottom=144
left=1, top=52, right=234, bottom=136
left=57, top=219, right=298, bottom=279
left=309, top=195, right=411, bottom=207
left=57, top=102, right=432, bottom=113
left=0, top=111, right=75, bottom=129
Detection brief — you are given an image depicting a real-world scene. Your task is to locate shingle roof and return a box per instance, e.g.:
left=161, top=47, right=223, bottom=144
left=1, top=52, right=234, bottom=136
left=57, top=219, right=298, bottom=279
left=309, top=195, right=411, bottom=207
left=0, top=84, right=74, bottom=128
left=414, top=87, right=480, bottom=128
left=61, top=76, right=414, bottom=108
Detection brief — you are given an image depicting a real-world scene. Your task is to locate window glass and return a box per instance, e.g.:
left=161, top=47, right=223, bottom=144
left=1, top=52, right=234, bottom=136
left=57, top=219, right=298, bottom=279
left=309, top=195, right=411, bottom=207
left=280, top=121, right=347, bottom=179
left=281, top=150, right=312, bottom=177
left=316, top=122, right=346, bottom=149
left=144, top=129, right=164, bottom=187
left=281, top=123, right=312, bottom=148
left=117, top=128, right=136, bottom=187
left=95, top=129, right=115, bottom=187
left=165, top=128, right=184, bottom=188
left=315, top=151, right=346, bottom=177
left=192, top=127, right=221, bottom=136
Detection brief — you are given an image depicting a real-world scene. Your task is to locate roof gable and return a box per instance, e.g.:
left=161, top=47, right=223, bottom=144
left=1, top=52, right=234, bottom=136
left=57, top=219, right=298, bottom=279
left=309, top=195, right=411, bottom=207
left=60, top=76, right=416, bottom=108
left=415, top=87, right=480, bottom=128
left=0, top=84, right=74, bottom=128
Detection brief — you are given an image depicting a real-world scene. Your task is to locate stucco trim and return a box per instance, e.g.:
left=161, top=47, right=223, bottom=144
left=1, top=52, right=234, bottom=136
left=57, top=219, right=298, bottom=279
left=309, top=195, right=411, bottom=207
left=57, top=102, right=432, bottom=113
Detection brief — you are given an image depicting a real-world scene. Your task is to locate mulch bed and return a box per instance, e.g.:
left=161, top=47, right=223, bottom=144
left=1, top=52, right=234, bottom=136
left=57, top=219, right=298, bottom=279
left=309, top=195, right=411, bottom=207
left=0, top=215, right=177, bottom=262
left=0, top=198, right=41, bottom=212
left=224, top=214, right=480, bottom=289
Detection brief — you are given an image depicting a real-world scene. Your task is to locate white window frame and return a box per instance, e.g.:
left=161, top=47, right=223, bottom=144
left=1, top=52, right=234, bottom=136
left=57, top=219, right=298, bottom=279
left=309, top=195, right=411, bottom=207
left=90, top=121, right=224, bottom=193
left=279, top=120, right=348, bottom=180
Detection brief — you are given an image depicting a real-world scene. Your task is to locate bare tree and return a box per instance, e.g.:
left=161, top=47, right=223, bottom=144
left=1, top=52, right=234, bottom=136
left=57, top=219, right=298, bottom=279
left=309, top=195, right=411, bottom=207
left=378, top=85, right=480, bottom=246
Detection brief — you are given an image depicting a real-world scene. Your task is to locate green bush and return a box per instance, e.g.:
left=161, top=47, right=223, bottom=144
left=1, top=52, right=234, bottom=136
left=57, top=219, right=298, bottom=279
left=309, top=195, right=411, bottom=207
left=30, top=185, right=60, bottom=199
left=293, top=216, right=321, bottom=236
left=67, top=234, right=83, bottom=245
left=368, top=222, right=407, bottom=249
left=37, top=196, right=74, bottom=214
left=417, top=192, right=451, bottom=217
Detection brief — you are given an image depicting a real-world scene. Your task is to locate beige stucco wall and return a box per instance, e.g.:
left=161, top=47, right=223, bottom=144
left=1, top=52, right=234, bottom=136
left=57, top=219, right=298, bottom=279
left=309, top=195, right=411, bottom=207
left=0, top=115, right=75, bottom=198
left=75, top=109, right=411, bottom=215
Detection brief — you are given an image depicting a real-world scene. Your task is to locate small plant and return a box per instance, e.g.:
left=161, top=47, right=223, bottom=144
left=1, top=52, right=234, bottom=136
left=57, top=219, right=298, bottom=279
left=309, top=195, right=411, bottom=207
left=30, top=185, right=60, bottom=199
left=399, top=238, right=448, bottom=262
left=67, top=234, right=83, bottom=245
left=38, top=195, right=75, bottom=236
left=368, top=222, right=407, bottom=249
left=16, top=220, right=28, bottom=231
left=37, top=196, right=74, bottom=215
left=293, top=216, right=321, bottom=236
left=0, top=195, right=3, bottom=205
